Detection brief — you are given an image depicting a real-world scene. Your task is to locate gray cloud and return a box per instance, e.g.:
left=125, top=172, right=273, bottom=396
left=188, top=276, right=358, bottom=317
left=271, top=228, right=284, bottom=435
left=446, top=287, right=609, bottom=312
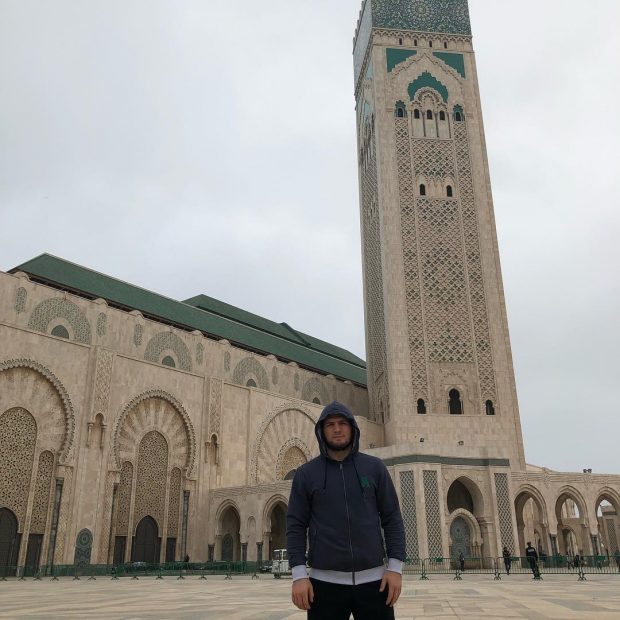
left=1, top=0, right=618, bottom=474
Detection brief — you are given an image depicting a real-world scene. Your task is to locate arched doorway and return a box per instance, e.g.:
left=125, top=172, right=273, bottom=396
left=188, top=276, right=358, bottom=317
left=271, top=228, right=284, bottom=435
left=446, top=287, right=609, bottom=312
left=0, top=508, right=20, bottom=576
left=555, top=489, right=588, bottom=556
left=219, top=506, right=241, bottom=561
left=595, top=492, right=620, bottom=556
left=133, top=516, right=160, bottom=564
left=445, top=478, right=486, bottom=557
left=514, top=488, right=549, bottom=557
left=450, top=517, right=472, bottom=558
left=269, top=503, right=287, bottom=558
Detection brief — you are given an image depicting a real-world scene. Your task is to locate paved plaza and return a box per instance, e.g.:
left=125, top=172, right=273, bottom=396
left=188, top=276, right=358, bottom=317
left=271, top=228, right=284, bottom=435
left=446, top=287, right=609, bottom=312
left=1, top=574, right=620, bottom=619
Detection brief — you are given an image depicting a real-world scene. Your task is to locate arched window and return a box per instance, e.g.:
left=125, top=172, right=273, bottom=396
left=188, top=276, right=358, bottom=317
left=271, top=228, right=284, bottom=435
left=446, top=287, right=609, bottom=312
left=439, top=111, right=446, bottom=121
left=396, top=107, right=405, bottom=118
left=51, top=325, right=70, bottom=339
left=413, top=39, right=418, bottom=46
left=162, top=355, right=176, bottom=368
left=449, top=389, right=463, bottom=415
left=246, top=379, right=257, bottom=388
left=485, top=400, right=495, bottom=416
left=417, top=399, right=427, bottom=414
left=454, top=111, right=463, bottom=121
left=413, top=109, right=420, bottom=119
left=419, top=184, right=426, bottom=196
left=398, top=37, right=403, bottom=45
left=427, top=110, right=433, bottom=120
left=312, top=397, right=321, bottom=405
left=447, top=185, right=453, bottom=197
left=443, top=41, right=448, bottom=49
left=429, top=40, right=433, bottom=48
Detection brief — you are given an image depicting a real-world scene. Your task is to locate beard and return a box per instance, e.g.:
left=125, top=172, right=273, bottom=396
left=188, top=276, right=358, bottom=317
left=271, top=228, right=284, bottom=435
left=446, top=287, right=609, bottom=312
left=324, top=437, right=353, bottom=452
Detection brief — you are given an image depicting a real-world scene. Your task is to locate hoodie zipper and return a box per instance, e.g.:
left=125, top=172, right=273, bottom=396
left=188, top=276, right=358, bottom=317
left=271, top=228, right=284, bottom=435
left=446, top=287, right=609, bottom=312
left=340, top=462, right=356, bottom=585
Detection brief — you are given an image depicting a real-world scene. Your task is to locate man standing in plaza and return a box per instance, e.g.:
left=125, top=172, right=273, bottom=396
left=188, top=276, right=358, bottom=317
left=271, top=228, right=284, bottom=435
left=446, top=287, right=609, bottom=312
left=287, top=402, right=406, bottom=619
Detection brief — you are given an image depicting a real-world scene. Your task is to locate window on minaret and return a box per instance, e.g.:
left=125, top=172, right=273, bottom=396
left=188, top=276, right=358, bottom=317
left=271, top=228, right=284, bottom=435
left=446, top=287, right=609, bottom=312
left=449, top=389, right=463, bottom=415
left=162, top=356, right=176, bottom=368
left=414, top=39, right=418, bottom=46
left=454, top=111, right=463, bottom=122
left=447, top=185, right=453, bottom=198
left=417, top=399, right=427, bottom=415
left=419, top=184, right=426, bottom=196
left=429, top=40, right=433, bottom=48
left=486, top=400, right=496, bottom=416
left=399, top=37, right=403, bottom=45
left=439, top=111, right=446, bottom=121
left=396, top=108, right=405, bottom=118
left=246, top=379, right=257, bottom=388
left=444, top=42, right=448, bottom=49
left=414, top=109, right=420, bottom=119
left=427, top=110, right=433, bottom=120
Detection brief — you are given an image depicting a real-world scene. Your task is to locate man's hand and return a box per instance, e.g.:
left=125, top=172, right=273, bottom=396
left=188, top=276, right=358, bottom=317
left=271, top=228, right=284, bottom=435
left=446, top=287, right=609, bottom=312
left=379, top=570, right=402, bottom=607
left=292, top=578, right=314, bottom=611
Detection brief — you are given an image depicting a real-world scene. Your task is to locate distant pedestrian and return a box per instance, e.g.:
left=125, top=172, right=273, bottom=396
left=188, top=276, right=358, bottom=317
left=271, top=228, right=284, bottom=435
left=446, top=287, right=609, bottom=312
left=614, top=550, right=620, bottom=573
left=184, top=554, right=190, bottom=564
left=502, top=546, right=511, bottom=575
left=525, top=542, right=539, bottom=578
left=458, top=551, right=465, bottom=572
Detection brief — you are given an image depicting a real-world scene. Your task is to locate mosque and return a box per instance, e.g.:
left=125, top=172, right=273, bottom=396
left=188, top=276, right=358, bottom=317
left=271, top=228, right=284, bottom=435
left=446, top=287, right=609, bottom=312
left=1, top=0, right=619, bottom=575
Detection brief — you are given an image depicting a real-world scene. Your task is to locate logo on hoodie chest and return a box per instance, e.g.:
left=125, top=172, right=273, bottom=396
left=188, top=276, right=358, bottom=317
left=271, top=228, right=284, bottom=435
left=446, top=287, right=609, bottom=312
left=360, top=476, right=371, bottom=489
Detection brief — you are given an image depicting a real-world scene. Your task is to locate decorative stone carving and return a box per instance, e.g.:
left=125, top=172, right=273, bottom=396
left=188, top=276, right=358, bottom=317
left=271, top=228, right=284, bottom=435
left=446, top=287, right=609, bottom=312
left=232, top=357, right=268, bottom=390
left=144, top=332, right=192, bottom=372
left=134, top=431, right=168, bottom=529
left=28, top=298, right=92, bottom=344
left=275, top=440, right=311, bottom=481
left=30, top=450, right=54, bottom=534
left=96, top=313, right=107, bottom=337
left=15, top=287, right=27, bottom=313
left=112, top=390, right=196, bottom=477
left=0, top=407, right=37, bottom=527
left=0, top=360, right=75, bottom=463
left=250, top=404, right=318, bottom=485
left=301, top=378, right=330, bottom=406
left=209, top=379, right=223, bottom=438
left=93, top=349, right=114, bottom=417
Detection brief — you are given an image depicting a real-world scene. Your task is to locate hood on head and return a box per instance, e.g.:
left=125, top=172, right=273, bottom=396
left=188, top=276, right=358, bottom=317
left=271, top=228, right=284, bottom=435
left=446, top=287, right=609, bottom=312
left=315, top=401, right=360, bottom=457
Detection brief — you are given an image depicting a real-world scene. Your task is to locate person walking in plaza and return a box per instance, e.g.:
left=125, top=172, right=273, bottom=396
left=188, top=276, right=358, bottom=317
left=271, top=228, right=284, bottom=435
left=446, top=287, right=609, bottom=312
left=287, top=401, right=406, bottom=619
left=525, top=542, right=539, bottom=578
left=458, top=551, right=465, bottom=572
left=502, top=546, right=512, bottom=575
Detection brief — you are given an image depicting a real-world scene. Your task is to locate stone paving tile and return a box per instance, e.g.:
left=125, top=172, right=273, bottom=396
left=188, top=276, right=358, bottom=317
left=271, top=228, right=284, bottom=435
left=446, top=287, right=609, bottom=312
left=1, top=575, right=620, bottom=619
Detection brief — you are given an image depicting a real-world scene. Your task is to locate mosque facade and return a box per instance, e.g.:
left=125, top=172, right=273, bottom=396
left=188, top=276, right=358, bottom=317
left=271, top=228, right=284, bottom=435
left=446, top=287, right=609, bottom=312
left=1, top=0, right=619, bottom=575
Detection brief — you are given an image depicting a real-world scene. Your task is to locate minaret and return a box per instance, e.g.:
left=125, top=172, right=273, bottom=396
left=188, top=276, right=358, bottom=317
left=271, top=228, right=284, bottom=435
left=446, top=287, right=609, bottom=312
left=354, top=0, right=525, bottom=468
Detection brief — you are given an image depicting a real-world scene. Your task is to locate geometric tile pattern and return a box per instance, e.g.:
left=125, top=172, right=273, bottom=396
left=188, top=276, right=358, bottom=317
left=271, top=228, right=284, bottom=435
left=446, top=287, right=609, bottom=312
left=30, top=450, right=54, bottom=534
left=28, top=298, right=92, bottom=344
left=96, top=312, right=107, bottom=337
left=372, top=0, right=471, bottom=35
left=116, top=462, right=133, bottom=536
left=232, top=357, right=268, bottom=390
left=73, top=528, right=93, bottom=567
left=15, top=287, right=27, bottom=313
left=167, top=468, right=182, bottom=538
left=134, top=431, right=168, bottom=530
left=454, top=121, right=497, bottom=406
left=360, top=119, right=389, bottom=418
left=0, top=407, right=37, bottom=527
left=144, top=332, right=192, bottom=372
left=423, top=469, right=443, bottom=558
left=607, top=519, right=618, bottom=553
left=400, top=470, right=420, bottom=560
left=301, top=378, right=329, bottom=405
left=395, top=118, right=429, bottom=404
left=494, top=473, right=515, bottom=552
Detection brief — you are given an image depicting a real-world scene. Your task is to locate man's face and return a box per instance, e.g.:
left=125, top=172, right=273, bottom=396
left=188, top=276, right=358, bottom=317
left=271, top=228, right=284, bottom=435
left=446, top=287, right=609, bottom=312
left=322, top=414, right=353, bottom=452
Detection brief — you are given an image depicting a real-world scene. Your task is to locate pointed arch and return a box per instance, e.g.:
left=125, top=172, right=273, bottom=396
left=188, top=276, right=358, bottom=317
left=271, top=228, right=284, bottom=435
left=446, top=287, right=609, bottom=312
left=112, top=390, right=196, bottom=476
left=0, top=358, right=76, bottom=463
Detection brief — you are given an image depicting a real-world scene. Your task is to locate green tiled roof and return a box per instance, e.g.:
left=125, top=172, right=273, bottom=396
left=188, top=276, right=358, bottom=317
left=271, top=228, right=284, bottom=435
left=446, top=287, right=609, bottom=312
left=10, top=254, right=367, bottom=385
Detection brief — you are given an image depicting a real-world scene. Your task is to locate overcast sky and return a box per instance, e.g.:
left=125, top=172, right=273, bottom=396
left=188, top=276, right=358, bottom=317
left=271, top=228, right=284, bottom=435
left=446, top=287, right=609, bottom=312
left=1, top=1, right=619, bottom=475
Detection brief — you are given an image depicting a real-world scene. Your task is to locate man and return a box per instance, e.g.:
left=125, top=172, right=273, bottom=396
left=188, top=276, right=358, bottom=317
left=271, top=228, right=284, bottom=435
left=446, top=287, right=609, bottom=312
left=502, top=546, right=511, bottom=575
left=287, top=402, right=406, bottom=619
left=525, top=542, right=539, bottom=578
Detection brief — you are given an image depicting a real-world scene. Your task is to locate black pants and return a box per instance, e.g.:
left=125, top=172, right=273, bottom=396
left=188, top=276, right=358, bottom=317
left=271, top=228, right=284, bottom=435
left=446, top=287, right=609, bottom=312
left=308, top=578, right=395, bottom=620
